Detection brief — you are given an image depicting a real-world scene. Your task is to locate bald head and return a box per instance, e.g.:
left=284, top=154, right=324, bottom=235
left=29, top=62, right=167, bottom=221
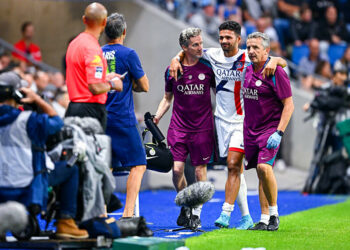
left=83, top=2, right=107, bottom=27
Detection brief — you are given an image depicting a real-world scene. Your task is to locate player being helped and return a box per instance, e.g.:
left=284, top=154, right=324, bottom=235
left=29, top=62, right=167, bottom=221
left=169, top=21, right=287, bottom=229
left=154, top=27, right=216, bottom=229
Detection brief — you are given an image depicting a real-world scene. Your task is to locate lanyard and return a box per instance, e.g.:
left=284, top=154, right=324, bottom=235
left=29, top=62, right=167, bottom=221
left=262, top=57, right=271, bottom=70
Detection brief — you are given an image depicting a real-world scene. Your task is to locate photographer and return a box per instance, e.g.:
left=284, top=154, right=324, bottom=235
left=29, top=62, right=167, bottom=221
left=304, top=67, right=349, bottom=153
left=0, top=71, right=88, bottom=239
left=303, top=67, right=350, bottom=193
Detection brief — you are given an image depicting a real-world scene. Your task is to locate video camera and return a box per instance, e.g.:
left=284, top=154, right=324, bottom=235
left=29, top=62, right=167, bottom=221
left=305, top=85, right=350, bottom=121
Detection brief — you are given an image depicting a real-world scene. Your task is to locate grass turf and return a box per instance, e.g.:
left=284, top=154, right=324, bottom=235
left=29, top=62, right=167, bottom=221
left=186, top=198, right=350, bottom=250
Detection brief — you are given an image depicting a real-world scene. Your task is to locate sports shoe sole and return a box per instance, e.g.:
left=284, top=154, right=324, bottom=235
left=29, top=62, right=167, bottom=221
left=55, top=233, right=89, bottom=239
left=236, top=224, right=254, bottom=230
left=214, top=222, right=229, bottom=228
left=267, top=226, right=279, bottom=231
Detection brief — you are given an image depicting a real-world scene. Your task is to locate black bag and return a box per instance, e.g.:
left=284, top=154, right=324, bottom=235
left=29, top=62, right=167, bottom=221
left=79, top=217, right=121, bottom=239
left=314, top=151, right=350, bottom=194
left=144, top=141, right=173, bottom=173
left=142, top=112, right=173, bottom=173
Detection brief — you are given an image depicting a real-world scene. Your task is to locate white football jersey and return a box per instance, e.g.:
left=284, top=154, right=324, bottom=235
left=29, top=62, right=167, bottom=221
left=203, top=48, right=250, bottom=123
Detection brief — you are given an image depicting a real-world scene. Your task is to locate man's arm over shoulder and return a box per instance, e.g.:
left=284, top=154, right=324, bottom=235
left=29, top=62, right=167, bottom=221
left=262, top=56, right=287, bottom=78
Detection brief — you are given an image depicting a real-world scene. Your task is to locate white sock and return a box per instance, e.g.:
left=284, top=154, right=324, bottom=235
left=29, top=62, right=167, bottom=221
left=222, top=202, right=234, bottom=217
left=260, top=214, right=270, bottom=225
left=192, top=205, right=203, bottom=218
left=237, top=173, right=250, bottom=217
left=269, top=205, right=278, bottom=216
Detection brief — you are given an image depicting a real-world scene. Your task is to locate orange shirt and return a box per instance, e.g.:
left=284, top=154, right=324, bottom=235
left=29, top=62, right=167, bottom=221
left=66, top=32, right=107, bottom=104
left=12, top=40, right=42, bottom=62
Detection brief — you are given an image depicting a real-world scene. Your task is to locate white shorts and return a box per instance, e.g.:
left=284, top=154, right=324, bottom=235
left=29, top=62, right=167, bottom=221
left=215, top=117, right=244, bottom=158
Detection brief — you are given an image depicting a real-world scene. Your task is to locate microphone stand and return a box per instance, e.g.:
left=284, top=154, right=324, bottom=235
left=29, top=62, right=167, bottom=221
left=162, top=207, right=205, bottom=233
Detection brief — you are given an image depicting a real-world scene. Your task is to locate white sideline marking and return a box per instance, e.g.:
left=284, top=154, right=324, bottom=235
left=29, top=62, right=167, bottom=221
left=165, top=235, right=181, bottom=238
left=178, top=232, right=194, bottom=235
left=208, top=198, right=222, bottom=203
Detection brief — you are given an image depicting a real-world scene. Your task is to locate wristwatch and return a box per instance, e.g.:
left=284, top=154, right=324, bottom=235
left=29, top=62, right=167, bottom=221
left=276, top=130, right=284, bottom=136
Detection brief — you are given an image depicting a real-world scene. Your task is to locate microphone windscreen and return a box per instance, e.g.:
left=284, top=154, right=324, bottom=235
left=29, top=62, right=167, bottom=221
left=175, top=181, right=215, bottom=207
left=0, top=201, right=28, bottom=235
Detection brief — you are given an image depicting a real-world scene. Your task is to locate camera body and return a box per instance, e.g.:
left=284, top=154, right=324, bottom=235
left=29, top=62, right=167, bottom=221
left=13, top=89, right=26, bottom=103
left=0, top=84, right=25, bottom=103
left=311, top=85, right=350, bottom=113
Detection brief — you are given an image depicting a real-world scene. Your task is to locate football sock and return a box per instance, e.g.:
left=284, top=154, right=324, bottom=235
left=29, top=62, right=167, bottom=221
left=237, top=173, right=250, bottom=217
left=222, top=202, right=234, bottom=217
left=269, top=205, right=278, bottom=217
left=192, top=205, right=203, bottom=218
left=260, top=214, right=270, bottom=225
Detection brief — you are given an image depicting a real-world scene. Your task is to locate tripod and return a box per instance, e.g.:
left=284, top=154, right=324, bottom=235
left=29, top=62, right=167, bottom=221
left=163, top=208, right=205, bottom=233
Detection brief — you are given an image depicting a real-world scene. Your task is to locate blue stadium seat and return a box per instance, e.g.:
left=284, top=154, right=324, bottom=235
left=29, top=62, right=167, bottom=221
left=328, top=44, right=347, bottom=66
left=291, top=45, right=309, bottom=65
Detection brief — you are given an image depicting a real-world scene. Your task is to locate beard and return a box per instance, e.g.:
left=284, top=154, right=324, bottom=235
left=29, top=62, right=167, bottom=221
left=221, top=43, right=235, bottom=53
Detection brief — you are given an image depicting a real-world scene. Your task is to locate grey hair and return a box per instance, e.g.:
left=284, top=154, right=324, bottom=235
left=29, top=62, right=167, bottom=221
left=179, top=27, right=202, bottom=48
left=105, top=13, right=127, bottom=40
left=247, top=32, right=270, bottom=49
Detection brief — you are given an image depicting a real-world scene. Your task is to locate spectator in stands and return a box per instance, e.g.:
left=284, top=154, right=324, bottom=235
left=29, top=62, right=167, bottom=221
left=309, top=0, right=339, bottom=22
left=217, top=0, right=242, bottom=22
left=340, top=0, right=350, bottom=32
left=317, top=6, right=350, bottom=58
left=33, top=70, right=50, bottom=95
left=12, top=22, right=42, bottom=64
left=304, top=60, right=333, bottom=90
left=242, top=0, right=277, bottom=27
left=0, top=52, right=11, bottom=72
left=174, top=0, right=194, bottom=21
left=256, top=14, right=282, bottom=56
left=52, top=86, right=69, bottom=118
left=274, top=0, right=304, bottom=50
left=227, top=12, right=246, bottom=46
left=290, top=4, right=317, bottom=46
left=189, top=2, right=221, bottom=39
left=298, top=39, right=328, bottom=76
left=333, top=46, right=350, bottom=80
left=49, top=72, right=65, bottom=88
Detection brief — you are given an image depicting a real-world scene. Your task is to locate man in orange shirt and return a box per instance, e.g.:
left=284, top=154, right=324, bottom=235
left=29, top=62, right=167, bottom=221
left=12, top=22, right=42, bottom=63
left=65, top=2, right=123, bottom=130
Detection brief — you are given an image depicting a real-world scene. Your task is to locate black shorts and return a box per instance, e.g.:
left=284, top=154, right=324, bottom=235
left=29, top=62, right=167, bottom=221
left=65, top=102, right=107, bottom=131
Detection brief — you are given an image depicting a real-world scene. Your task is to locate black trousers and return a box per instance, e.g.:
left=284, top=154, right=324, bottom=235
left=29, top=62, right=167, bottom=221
left=65, top=102, right=107, bottom=132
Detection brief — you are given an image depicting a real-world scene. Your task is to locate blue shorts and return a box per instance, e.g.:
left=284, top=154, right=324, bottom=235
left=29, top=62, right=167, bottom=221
left=106, top=125, right=147, bottom=168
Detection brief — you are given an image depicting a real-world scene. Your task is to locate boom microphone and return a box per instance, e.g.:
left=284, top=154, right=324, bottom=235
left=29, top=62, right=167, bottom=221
left=175, top=181, right=215, bottom=207
left=0, top=201, right=28, bottom=236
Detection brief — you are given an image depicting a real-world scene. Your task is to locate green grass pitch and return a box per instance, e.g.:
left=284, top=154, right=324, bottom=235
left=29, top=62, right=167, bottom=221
left=186, top=199, right=350, bottom=250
